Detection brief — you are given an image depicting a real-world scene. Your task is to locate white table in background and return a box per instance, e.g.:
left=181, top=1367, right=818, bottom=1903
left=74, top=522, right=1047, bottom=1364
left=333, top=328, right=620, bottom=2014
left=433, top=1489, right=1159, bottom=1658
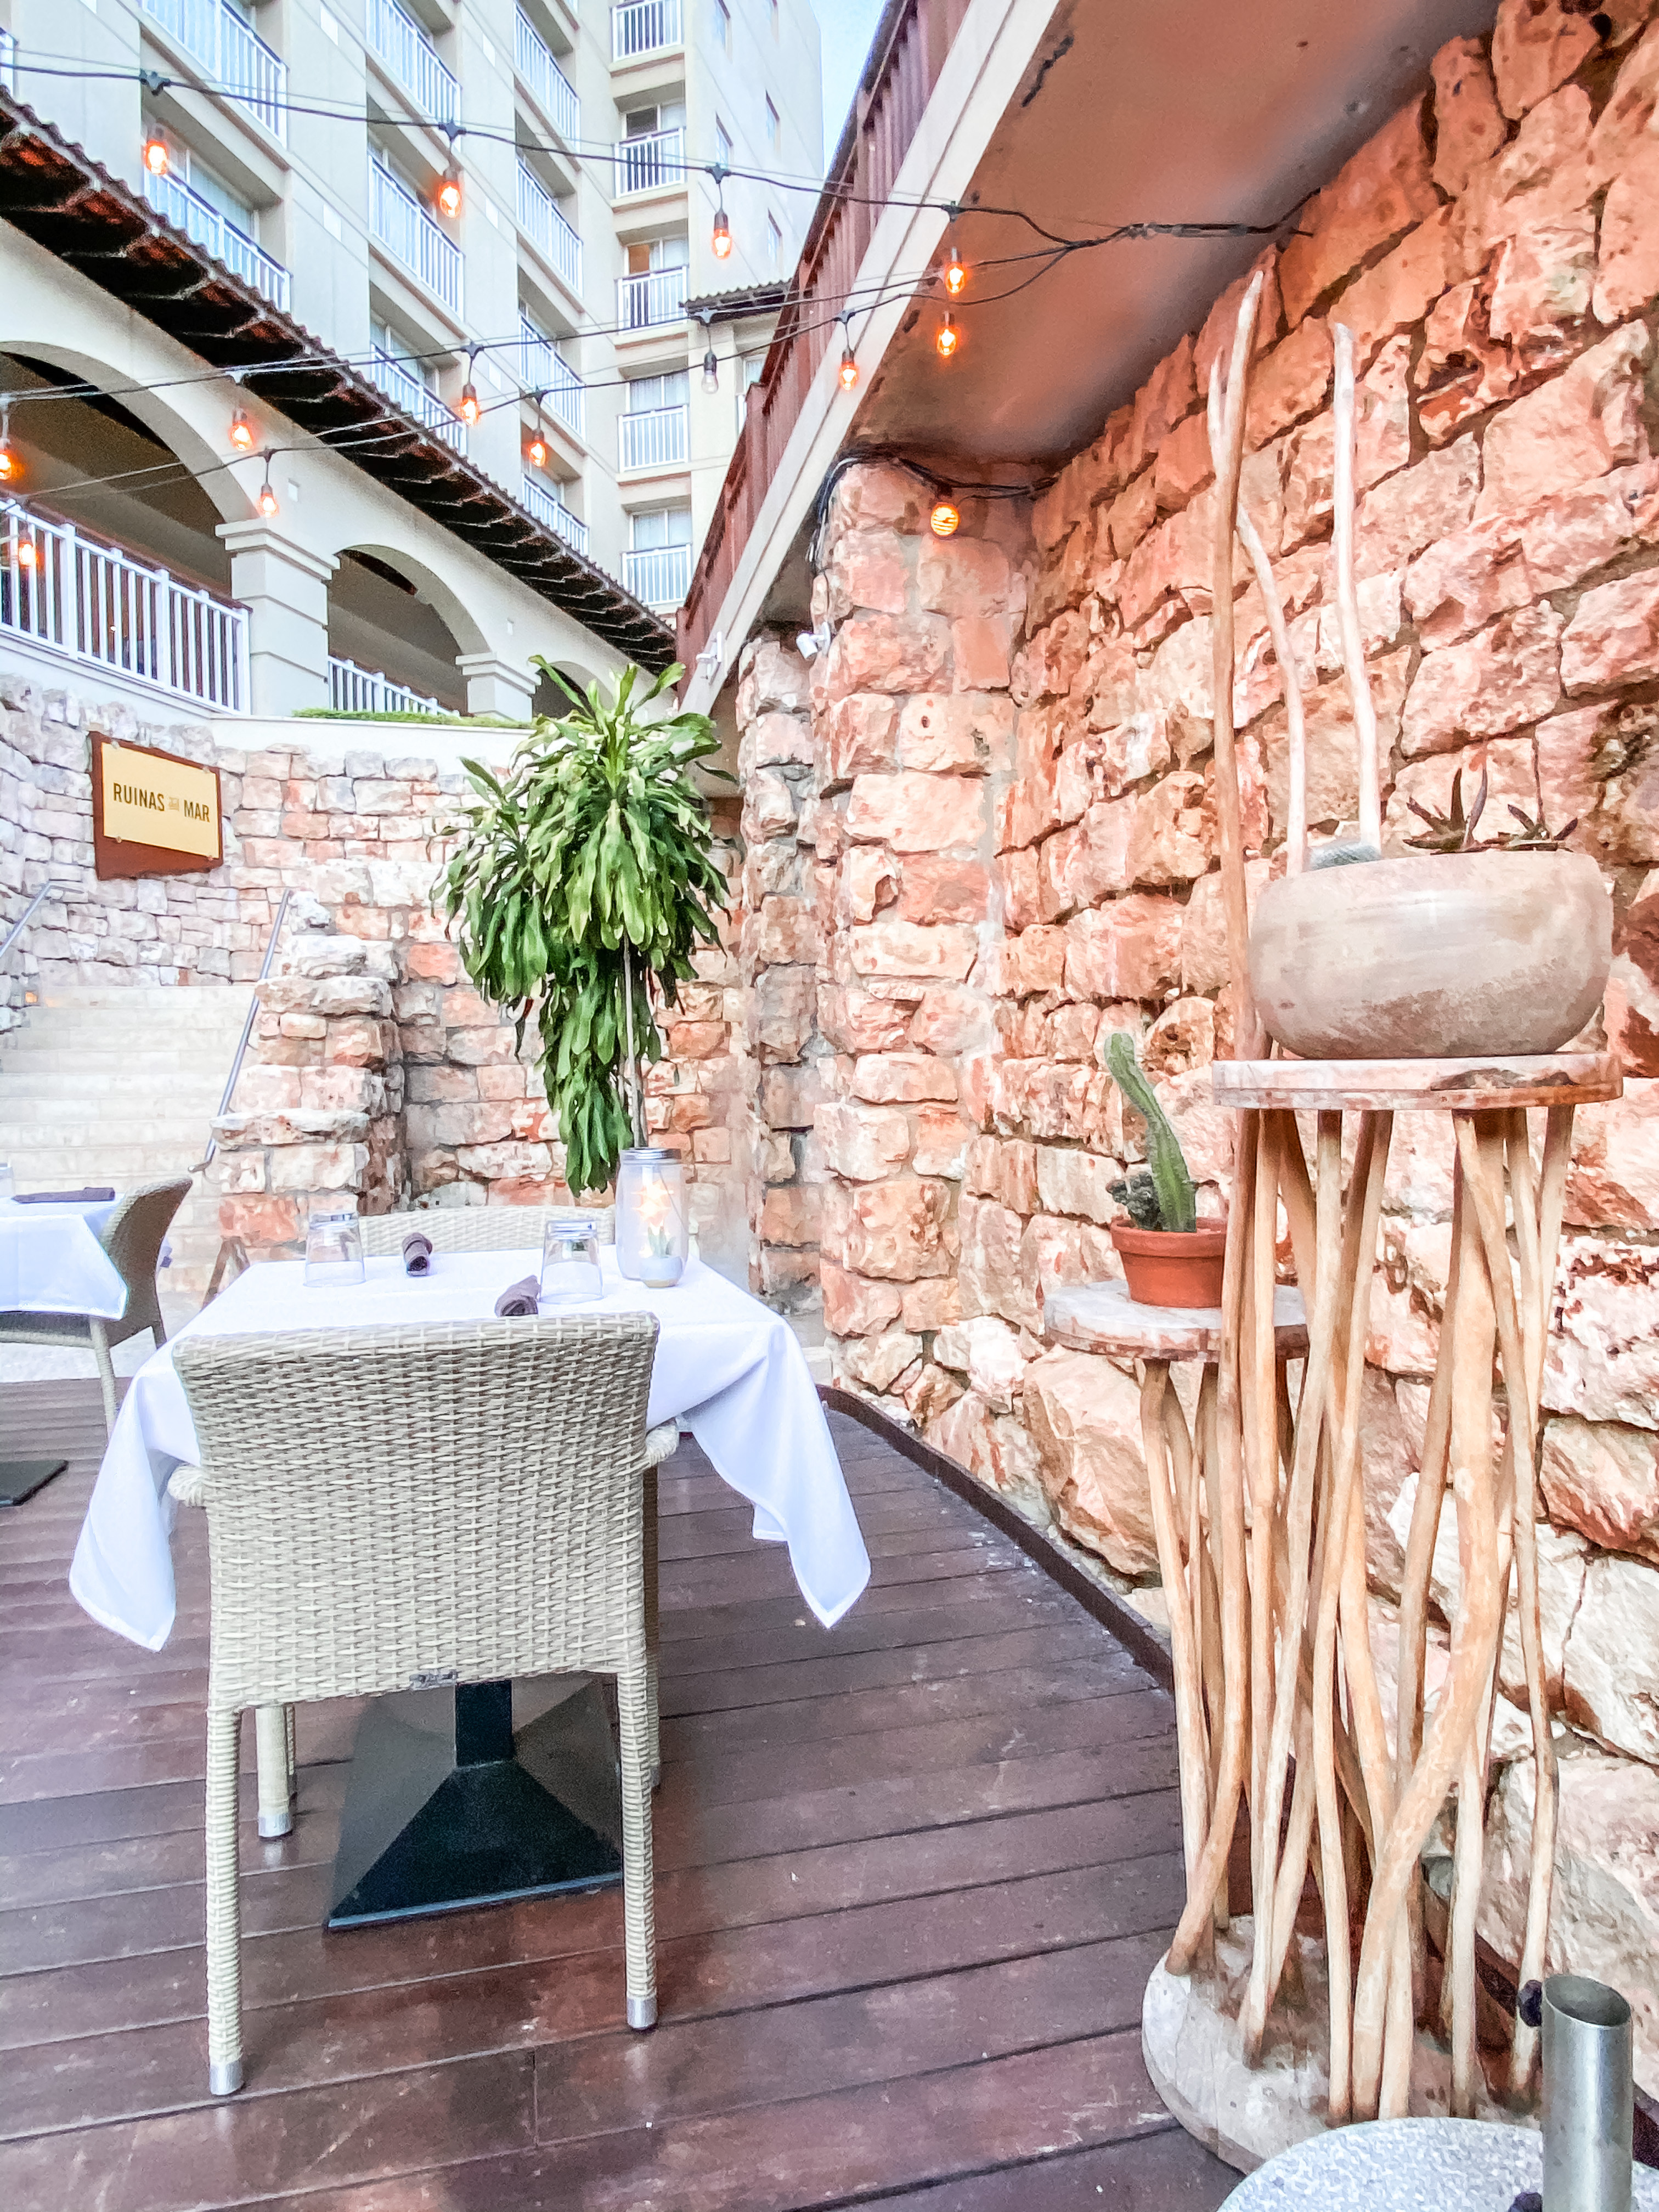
left=0, top=1197, right=123, bottom=1318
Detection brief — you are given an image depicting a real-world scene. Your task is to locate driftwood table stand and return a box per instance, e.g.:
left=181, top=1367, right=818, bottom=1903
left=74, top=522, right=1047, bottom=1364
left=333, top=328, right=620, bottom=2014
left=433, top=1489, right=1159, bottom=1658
left=1141, top=1052, right=1622, bottom=2160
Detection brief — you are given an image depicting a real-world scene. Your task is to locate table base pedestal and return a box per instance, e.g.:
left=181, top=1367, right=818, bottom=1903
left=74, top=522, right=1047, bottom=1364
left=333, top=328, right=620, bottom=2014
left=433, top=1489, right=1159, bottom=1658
left=0, top=1460, right=67, bottom=1507
left=328, top=1678, right=623, bottom=1928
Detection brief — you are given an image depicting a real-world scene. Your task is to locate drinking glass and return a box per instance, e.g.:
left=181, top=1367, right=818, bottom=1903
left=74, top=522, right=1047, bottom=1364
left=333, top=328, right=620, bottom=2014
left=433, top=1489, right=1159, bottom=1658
left=540, top=1214, right=603, bottom=1305
left=304, top=1205, right=365, bottom=1288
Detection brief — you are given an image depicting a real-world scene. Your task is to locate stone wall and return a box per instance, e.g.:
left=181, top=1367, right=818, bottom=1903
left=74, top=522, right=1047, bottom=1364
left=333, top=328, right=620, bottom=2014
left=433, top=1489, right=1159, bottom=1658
left=754, top=3, right=1659, bottom=2077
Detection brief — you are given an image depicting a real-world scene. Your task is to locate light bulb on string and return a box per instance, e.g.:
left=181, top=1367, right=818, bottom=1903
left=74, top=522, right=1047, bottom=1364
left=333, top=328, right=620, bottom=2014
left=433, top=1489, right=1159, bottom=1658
left=228, top=410, right=255, bottom=453
left=943, top=237, right=967, bottom=296
left=935, top=312, right=959, bottom=359
left=527, top=398, right=548, bottom=470
left=929, top=499, right=961, bottom=538
left=437, top=171, right=462, bottom=219
left=0, top=407, right=15, bottom=482
left=701, top=347, right=719, bottom=395
left=712, top=203, right=732, bottom=259
left=836, top=314, right=857, bottom=392
left=257, top=451, right=279, bottom=518
left=458, top=352, right=481, bottom=426
left=143, top=137, right=170, bottom=178
left=15, top=520, right=36, bottom=568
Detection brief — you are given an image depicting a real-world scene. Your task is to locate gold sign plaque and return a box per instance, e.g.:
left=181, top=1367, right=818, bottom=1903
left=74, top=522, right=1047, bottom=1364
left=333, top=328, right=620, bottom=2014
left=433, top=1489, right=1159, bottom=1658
left=92, top=735, right=223, bottom=879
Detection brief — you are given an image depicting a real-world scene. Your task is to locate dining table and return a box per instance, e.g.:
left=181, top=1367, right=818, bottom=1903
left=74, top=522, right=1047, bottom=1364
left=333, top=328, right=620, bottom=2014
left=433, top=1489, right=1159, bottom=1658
left=1, top=1193, right=125, bottom=1505
left=69, top=1242, right=872, bottom=1924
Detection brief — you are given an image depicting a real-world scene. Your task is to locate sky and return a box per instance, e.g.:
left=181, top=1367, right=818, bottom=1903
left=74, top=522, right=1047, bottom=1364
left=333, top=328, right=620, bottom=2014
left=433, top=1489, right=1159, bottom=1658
left=809, top=0, right=888, bottom=165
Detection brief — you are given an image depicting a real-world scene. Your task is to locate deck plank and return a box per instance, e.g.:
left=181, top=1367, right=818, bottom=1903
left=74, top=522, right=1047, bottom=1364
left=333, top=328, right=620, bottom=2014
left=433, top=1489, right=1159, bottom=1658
left=0, top=1381, right=1231, bottom=2211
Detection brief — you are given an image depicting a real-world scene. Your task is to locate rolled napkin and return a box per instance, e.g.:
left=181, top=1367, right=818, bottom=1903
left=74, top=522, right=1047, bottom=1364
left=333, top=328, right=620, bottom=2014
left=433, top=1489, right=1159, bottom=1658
left=494, top=1274, right=540, bottom=1318
left=13, top=1187, right=117, bottom=1205
left=402, top=1229, right=434, bottom=1277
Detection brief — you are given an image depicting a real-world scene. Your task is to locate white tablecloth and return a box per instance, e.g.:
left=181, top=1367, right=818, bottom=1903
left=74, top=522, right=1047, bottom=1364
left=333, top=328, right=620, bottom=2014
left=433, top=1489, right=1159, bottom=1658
left=70, top=1248, right=870, bottom=1649
left=0, top=1198, right=125, bottom=1318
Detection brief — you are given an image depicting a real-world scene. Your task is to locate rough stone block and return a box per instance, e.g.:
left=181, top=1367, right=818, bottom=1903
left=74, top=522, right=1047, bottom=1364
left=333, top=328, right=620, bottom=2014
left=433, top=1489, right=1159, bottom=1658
left=1024, top=1347, right=1159, bottom=1577
left=815, top=1098, right=912, bottom=1181
left=1278, top=98, right=1439, bottom=323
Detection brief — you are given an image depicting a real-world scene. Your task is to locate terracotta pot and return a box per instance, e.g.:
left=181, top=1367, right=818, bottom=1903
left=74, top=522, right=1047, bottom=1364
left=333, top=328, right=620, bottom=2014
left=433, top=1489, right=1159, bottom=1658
left=1110, top=1220, right=1228, bottom=1310
left=1248, top=849, right=1612, bottom=1060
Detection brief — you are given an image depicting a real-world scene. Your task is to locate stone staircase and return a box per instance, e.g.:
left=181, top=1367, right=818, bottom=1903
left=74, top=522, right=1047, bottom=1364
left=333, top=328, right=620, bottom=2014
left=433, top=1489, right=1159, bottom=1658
left=0, top=983, right=255, bottom=1304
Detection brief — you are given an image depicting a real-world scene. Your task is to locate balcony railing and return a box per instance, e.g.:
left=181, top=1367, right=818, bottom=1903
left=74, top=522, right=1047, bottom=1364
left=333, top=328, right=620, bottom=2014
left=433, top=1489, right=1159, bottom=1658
left=1, top=27, right=16, bottom=94
left=614, top=126, right=684, bottom=196
left=515, top=10, right=579, bottom=143
left=136, top=0, right=287, bottom=141
left=616, top=267, right=686, bottom=331
left=518, top=317, right=585, bottom=437
left=516, top=162, right=582, bottom=297
left=619, top=403, right=687, bottom=472
left=370, top=161, right=463, bottom=313
left=612, top=0, right=681, bottom=60
left=624, top=542, right=691, bottom=608
left=520, top=473, right=589, bottom=555
left=366, top=0, right=460, bottom=125
left=2, top=503, right=247, bottom=712
left=142, top=168, right=290, bottom=309
left=329, top=654, right=447, bottom=718
left=369, top=348, right=467, bottom=452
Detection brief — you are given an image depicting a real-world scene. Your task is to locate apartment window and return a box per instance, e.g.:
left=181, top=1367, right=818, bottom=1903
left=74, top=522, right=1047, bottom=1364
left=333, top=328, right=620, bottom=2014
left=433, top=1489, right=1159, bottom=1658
left=627, top=370, right=690, bottom=411
left=631, top=506, right=693, bottom=551
left=716, top=119, right=733, bottom=169
left=765, top=96, right=780, bottom=151
left=151, top=133, right=259, bottom=236
left=767, top=215, right=781, bottom=269
left=714, top=0, right=730, bottom=53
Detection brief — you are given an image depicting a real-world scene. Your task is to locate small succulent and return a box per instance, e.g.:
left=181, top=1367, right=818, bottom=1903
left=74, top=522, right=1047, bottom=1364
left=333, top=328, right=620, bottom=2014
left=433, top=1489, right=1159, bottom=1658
left=1405, top=761, right=1488, bottom=852
left=1105, top=1032, right=1198, bottom=1234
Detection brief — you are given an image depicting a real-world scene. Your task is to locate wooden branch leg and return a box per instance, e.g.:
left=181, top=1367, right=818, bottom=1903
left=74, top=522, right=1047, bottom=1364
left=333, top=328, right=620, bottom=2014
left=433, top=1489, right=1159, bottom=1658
left=1246, top=1115, right=1281, bottom=1999
left=1140, top=1359, right=1212, bottom=1940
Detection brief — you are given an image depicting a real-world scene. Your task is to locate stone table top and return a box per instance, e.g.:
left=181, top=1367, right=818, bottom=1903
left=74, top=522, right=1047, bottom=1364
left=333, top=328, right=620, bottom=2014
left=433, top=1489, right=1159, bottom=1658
left=1044, top=1278, right=1308, bottom=1361
left=1212, top=1052, right=1622, bottom=1113
left=1219, top=2117, right=1659, bottom=2209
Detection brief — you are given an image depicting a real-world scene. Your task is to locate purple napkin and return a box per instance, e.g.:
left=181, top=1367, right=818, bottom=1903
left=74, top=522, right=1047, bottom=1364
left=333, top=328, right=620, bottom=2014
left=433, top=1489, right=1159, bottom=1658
left=494, top=1274, right=539, bottom=1318
left=13, top=1187, right=116, bottom=1205
left=402, top=1229, right=433, bottom=1277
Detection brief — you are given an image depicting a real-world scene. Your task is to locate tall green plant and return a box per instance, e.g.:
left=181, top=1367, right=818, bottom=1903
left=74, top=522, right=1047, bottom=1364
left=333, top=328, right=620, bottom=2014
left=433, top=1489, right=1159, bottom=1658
left=1105, top=1031, right=1198, bottom=1233
left=438, top=658, right=730, bottom=1196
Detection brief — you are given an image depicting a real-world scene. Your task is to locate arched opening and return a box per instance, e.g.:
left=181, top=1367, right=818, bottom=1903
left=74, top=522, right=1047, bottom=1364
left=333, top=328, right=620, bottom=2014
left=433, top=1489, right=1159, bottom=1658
left=531, top=659, right=601, bottom=719
left=327, top=549, right=469, bottom=715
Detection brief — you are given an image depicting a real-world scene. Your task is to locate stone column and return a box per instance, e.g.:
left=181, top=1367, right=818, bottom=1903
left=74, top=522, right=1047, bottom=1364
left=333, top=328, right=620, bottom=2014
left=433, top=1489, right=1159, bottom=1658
left=457, top=653, right=537, bottom=721
left=218, top=524, right=337, bottom=718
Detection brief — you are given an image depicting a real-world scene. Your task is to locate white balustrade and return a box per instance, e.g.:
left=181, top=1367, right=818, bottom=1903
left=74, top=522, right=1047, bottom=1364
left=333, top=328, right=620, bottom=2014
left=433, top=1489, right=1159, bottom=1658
left=515, top=10, right=578, bottom=143
left=619, top=404, right=687, bottom=472
left=516, top=162, right=582, bottom=297
left=612, top=0, right=681, bottom=60
left=143, top=167, right=290, bottom=308
left=623, top=543, right=691, bottom=608
left=370, top=161, right=464, bottom=313
left=366, top=0, right=460, bottom=124
left=520, top=473, right=589, bottom=555
left=328, top=654, right=447, bottom=717
left=614, top=127, right=684, bottom=197
left=616, top=267, right=687, bottom=331
left=2, top=503, right=247, bottom=711
left=518, top=317, right=585, bottom=437
left=136, top=0, right=287, bottom=140
left=369, top=348, right=467, bottom=452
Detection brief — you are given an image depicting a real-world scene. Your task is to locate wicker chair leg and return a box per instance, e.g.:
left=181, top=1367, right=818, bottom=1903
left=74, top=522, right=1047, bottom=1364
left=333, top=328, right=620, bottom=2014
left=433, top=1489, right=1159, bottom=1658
left=285, top=1703, right=297, bottom=1800
left=644, top=1467, right=661, bottom=1790
left=205, top=1705, right=245, bottom=2094
left=254, top=1706, right=294, bottom=1838
left=617, top=1657, right=657, bottom=2031
left=89, top=1321, right=119, bottom=1438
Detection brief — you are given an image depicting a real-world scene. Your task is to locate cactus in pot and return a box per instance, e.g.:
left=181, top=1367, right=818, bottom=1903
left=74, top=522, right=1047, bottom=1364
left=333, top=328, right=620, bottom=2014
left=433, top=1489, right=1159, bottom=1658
left=1103, top=1033, right=1224, bottom=1308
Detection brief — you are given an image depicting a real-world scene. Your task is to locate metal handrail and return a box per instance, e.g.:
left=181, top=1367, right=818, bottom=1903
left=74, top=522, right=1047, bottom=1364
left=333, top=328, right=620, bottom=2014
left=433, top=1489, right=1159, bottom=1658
left=0, top=883, right=49, bottom=972
left=200, top=889, right=291, bottom=1170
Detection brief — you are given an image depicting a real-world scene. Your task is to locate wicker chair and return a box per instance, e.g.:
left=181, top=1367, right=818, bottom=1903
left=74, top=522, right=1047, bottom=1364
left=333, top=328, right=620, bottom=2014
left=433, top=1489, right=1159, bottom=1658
left=172, top=1312, right=675, bottom=2094
left=360, top=1204, right=616, bottom=1257
left=0, top=1178, right=190, bottom=1434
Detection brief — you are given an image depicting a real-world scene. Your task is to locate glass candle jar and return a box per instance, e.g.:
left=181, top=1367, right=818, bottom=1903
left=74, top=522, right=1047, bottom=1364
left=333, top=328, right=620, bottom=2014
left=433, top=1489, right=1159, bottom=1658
left=540, top=1214, right=603, bottom=1305
left=304, top=1204, right=365, bottom=1288
left=616, top=1148, right=687, bottom=1288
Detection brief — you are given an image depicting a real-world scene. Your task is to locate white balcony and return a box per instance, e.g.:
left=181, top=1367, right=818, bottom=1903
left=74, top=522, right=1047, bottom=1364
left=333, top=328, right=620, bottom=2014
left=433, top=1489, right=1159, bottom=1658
left=521, top=473, right=589, bottom=556
left=329, top=654, right=448, bottom=716
left=614, top=127, right=684, bottom=197
left=518, top=317, right=585, bottom=438
left=370, top=161, right=463, bottom=314
left=616, top=267, right=686, bottom=331
left=619, top=403, right=687, bottom=473
left=515, top=10, right=579, bottom=143
left=623, top=542, right=691, bottom=608
left=516, top=162, right=582, bottom=298
left=369, top=348, right=467, bottom=453
left=1, top=27, right=16, bottom=94
left=142, top=167, right=290, bottom=309
left=366, top=0, right=460, bottom=125
left=2, top=502, right=247, bottom=712
left=136, top=0, right=287, bottom=141
left=612, top=0, right=681, bottom=60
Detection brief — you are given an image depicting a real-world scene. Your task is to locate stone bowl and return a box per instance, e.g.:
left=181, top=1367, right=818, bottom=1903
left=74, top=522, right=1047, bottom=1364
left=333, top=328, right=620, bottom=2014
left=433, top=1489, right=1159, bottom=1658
left=1248, top=850, right=1612, bottom=1060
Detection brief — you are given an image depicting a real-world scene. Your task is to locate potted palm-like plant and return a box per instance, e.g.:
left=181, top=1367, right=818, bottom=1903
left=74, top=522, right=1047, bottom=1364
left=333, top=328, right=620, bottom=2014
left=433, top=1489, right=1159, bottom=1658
left=1104, top=1033, right=1227, bottom=1308
left=438, top=659, right=729, bottom=1255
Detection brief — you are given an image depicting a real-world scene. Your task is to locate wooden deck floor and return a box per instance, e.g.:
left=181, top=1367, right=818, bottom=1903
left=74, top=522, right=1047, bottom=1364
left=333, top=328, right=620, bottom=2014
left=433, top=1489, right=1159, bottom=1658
left=0, top=1378, right=1235, bottom=2212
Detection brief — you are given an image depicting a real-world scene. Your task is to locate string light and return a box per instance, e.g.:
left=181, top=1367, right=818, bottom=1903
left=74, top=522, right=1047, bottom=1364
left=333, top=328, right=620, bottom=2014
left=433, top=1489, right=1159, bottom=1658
left=935, top=312, right=959, bottom=359
left=527, top=397, right=548, bottom=469
left=228, top=410, right=255, bottom=452
left=712, top=204, right=732, bottom=259
left=701, top=347, right=719, bottom=395
left=437, top=171, right=462, bottom=219
left=458, top=351, right=481, bottom=426
left=257, top=449, right=279, bottom=517
left=929, top=499, right=960, bottom=537
left=15, top=526, right=37, bottom=567
left=837, top=314, right=857, bottom=393
left=0, top=407, right=15, bottom=481
left=143, top=137, right=169, bottom=177
left=943, top=237, right=967, bottom=296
